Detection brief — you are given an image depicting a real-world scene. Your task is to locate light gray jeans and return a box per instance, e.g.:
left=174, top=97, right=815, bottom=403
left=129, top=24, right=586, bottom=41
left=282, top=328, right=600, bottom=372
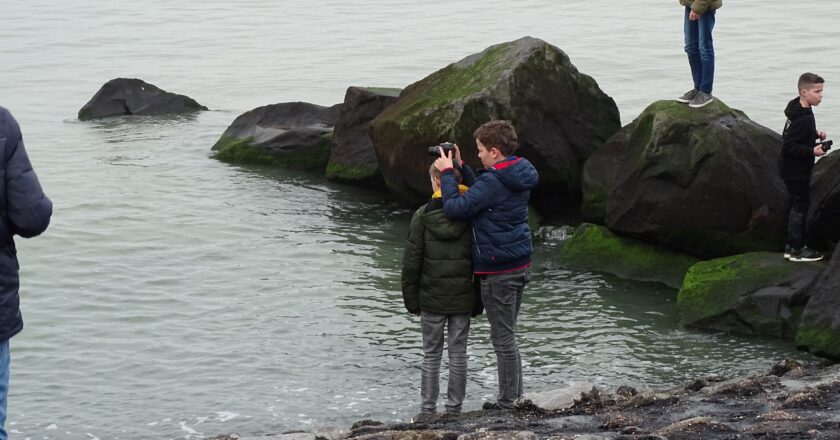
left=420, top=311, right=471, bottom=413
left=481, top=266, right=530, bottom=408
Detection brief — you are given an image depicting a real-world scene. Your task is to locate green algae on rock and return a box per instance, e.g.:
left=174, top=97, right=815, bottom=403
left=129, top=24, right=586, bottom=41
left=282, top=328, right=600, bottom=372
left=211, top=101, right=341, bottom=170
left=796, top=243, right=840, bottom=361
left=558, top=223, right=698, bottom=289
left=369, top=36, right=619, bottom=212
left=327, top=87, right=401, bottom=186
left=677, top=252, right=822, bottom=337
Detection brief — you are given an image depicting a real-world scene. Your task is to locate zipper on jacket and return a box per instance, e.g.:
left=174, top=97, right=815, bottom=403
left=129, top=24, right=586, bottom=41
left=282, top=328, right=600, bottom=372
left=472, top=227, right=481, bottom=255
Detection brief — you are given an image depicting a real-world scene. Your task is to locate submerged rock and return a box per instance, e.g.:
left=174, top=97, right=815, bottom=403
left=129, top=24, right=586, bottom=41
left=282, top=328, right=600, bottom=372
left=557, top=223, right=698, bottom=289
left=584, top=100, right=788, bottom=258
left=78, top=78, right=207, bottom=120
left=328, top=87, right=401, bottom=186
left=796, top=242, right=840, bottom=361
left=369, top=36, right=619, bottom=212
left=211, top=102, right=341, bottom=170
left=677, top=252, right=823, bottom=336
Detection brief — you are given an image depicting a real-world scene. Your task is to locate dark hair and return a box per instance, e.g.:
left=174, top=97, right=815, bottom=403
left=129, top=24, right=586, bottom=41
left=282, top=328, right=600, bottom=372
left=473, top=120, right=518, bottom=156
left=429, top=163, right=462, bottom=183
left=798, top=72, right=825, bottom=91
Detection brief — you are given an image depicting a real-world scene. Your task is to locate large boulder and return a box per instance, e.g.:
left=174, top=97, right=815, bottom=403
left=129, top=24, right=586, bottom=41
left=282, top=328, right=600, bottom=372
left=78, top=78, right=207, bottom=120
left=588, top=100, right=788, bottom=258
left=806, top=152, right=840, bottom=249
left=557, top=223, right=698, bottom=289
left=368, top=36, right=620, bottom=212
left=327, top=87, right=401, bottom=186
left=211, top=102, right=341, bottom=170
left=580, top=124, right=633, bottom=223
left=796, top=242, right=840, bottom=361
left=677, top=252, right=823, bottom=337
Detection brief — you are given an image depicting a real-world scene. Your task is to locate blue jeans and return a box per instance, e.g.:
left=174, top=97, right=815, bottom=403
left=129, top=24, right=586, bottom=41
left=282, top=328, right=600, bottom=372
left=0, top=340, right=9, bottom=440
left=420, top=311, right=471, bottom=413
left=480, top=267, right=530, bottom=408
left=684, top=6, right=716, bottom=93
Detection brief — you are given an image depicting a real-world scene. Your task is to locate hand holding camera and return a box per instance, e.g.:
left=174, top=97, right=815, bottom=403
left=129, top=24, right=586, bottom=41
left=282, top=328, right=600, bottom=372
left=819, top=139, right=833, bottom=152
left=431, top=142, right=461, bottom=172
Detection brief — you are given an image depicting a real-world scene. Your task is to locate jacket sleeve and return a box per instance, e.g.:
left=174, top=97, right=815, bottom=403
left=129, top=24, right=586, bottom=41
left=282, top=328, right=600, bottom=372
left=400, top=210, right=424, bottom=314
left=440, top=169, right=496, bottom=220
left=458, top=163, right=478, bottom=187
left=3, top=109, right=52, bottom=238
left=690, top=0, right=712, bottom=14
left=782, top=118, right=817, bottom=159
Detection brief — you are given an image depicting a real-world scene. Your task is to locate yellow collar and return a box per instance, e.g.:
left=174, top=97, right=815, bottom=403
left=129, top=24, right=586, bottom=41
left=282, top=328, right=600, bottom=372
left=432, top=184, right=469, bottom=198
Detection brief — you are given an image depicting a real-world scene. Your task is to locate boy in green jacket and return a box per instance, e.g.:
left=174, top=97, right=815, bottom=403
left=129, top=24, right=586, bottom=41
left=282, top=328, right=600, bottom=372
left=402, top=164, right=477, bottom=415
left=675, top=0, right=722, bottom=108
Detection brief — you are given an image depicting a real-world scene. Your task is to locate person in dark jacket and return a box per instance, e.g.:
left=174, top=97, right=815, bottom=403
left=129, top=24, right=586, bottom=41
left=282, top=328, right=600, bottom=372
left=401, top=164, right=476, bottom=415
left=778, top=73, right=828, bottom=262
left=434, top=120, right=538, bottom=410
left=0, top=106, right=52, bottom=439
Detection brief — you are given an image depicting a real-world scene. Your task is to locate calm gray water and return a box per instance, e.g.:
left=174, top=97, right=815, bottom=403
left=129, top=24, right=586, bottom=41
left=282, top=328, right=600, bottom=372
left=2, top=1, right=839, bottom=438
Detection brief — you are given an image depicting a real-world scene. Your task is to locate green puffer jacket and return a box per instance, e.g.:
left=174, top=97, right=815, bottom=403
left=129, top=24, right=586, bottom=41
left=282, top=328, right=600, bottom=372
left=679, top=0, right=722, bottom=15
left=401, top=196, right=475, bottom=315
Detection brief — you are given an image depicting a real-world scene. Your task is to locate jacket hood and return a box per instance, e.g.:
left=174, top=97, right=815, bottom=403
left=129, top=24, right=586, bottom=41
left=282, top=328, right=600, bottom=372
left=421, top=205, right=469, bottom=240
left=490, top=157, right=539, bottom=191
left=785, top=97, right=812, bottom=120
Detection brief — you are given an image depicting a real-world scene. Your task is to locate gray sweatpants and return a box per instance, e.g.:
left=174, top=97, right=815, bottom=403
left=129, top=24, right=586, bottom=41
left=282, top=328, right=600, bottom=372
left=420, top=311, right=471, bottom=413
left=480, top=266, right=530, bottom=409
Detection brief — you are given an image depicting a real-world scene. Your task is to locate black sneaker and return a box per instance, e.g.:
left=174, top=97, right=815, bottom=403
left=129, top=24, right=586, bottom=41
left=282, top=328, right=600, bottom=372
left=482, top=401, right=512, bottom=411
left=784, top=244, right=792, bottom=260
left=689, top=91, right=714, bottom=108
left=676, top=89, right=699, bottom=103
left=789, top=246, right=823, bottom=262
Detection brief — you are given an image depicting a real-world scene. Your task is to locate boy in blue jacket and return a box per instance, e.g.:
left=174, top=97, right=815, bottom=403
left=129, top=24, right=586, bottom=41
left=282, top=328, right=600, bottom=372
left=434, top=120, right=538, bottom=410
left=0, top=106, right=52, bottom=439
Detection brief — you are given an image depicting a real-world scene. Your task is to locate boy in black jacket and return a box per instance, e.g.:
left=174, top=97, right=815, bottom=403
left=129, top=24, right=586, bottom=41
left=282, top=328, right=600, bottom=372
left=778, top=73, right=829, bottom=262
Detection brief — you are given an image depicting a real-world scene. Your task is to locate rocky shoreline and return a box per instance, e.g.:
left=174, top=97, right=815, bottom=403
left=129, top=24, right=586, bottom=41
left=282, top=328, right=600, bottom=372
left=209, top=359, right=839, bottom=440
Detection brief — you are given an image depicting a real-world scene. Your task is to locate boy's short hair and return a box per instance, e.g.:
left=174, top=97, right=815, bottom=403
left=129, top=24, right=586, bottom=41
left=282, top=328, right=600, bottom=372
left=798, top=72, right=825, bottom=91
left=430, top=163, right=462, bottom=183
left=473, top=120, right=518, bottom=156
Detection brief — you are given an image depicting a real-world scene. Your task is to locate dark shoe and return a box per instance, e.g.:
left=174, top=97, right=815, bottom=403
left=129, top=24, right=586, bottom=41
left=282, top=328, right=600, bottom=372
left=789, top=247, right=824, bottom=262
left=676, top=89, right=699, bottom=103
left=482, top=401, right=512, bottom=411
left=784, top=244, right=792, bottom=260
left=689, top=91, right=714, bottom=108
left=410, top=412, right=437, bottom=423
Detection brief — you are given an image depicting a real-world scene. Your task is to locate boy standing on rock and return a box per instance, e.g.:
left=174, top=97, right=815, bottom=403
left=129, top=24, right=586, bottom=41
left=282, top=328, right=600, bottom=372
left=401, top=164, right=478, bottom=415
left=675, top=0, right=722, bottom=108
left=779, top=73, right=829, bottom=263
left=434, top=120, right=538, bottom=410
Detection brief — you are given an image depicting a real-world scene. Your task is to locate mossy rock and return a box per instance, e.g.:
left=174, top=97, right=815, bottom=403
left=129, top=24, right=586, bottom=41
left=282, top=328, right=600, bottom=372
left=589, top=100, right=788, bottom=258
left=210, top=101, right=341, bottom=170
left=678, top=252, right=822, bottom=337
left=327, top=87, right=400, bottom=187
left=557, top=223, right=698, bottom=288
left=807, top=152, right=840, bottom=249
left=213, top=132, right=332, bottom=170
left=369, top=36, right=619, bottom=212
left=796, top=243, right=840, bottom=360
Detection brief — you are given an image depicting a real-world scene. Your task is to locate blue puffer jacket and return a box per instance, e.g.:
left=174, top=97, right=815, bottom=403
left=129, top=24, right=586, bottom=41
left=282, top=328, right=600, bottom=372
left=0, top=106, right=52, bottom=342
left=440, top=156, right=538, bottom=273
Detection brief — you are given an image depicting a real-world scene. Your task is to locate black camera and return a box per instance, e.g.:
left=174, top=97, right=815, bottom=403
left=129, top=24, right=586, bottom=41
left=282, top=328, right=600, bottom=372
left=428, top=142, right=456, bottom=157
left=820, top=140, right=833, bottom=152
